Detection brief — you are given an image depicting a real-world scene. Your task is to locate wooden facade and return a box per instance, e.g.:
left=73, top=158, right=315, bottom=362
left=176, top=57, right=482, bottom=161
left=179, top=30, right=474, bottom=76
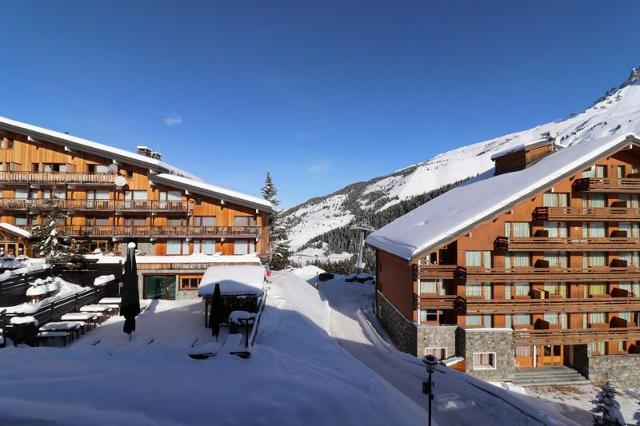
left=0, top=125, right=271, bottom=259
left=374, top=141, right=640, bottom=367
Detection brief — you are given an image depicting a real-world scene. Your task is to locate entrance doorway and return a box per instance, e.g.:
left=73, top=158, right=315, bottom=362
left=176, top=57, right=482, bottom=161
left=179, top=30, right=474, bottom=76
left=143, top=275, right=176, bottom=299
left=538, top=344, right=563, bottom=366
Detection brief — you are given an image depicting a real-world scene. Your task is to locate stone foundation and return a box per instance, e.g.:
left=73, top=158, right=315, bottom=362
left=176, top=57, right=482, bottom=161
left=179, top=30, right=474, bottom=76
left=587, top=354, right=640, bottom=387
left=418, top=325, right=457, bottom=359
left=458, top=328, right=514, bottom=381
left=376, top=291, right=417, bottom=355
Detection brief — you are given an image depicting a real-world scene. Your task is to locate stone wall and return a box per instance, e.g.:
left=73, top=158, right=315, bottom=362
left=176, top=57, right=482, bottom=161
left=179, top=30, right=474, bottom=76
left=376, top=290, right=417, bottom=355
left=459, top=328, right=514, bottom=381
left=418, top=325, right=458, bottom=359
left=587, top=354, right=640, bottom=388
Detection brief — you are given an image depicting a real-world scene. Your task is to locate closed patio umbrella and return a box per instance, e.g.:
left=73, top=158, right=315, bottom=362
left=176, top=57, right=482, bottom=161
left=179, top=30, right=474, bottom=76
left=208, top=283, right=224, bottom=340
left=121, top=242, right=141, bottom=336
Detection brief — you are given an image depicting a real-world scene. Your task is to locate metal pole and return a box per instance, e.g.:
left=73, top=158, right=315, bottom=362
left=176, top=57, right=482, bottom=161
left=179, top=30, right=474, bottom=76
left=428, top=372, right=432, bottom=426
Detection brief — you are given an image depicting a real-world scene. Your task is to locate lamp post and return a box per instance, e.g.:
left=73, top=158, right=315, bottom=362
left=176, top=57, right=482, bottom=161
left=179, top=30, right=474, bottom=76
left=422, top=355, right=438, bottom=426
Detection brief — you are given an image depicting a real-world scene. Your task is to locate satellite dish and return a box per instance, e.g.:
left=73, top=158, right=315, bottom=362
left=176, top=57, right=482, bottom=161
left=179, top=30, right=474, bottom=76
left=108, top=163, right=119, bottom=173
left=114, top=175, right=127, bottom=187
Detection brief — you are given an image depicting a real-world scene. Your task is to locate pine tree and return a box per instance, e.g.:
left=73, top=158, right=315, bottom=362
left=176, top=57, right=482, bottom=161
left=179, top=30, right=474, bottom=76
left=591, top=381, right=625, bottom=426
left=30, top=201, right=85, bottom=272
left=261, top=172, right=291, bottom=270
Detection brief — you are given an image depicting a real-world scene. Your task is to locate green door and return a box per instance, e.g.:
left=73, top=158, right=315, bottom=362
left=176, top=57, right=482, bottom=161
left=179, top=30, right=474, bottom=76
left=144, top=275, right=177, bottom=300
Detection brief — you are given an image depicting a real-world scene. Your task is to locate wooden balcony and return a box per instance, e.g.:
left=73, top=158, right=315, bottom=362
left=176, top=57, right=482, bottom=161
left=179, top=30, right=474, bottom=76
left=29, top=225, right=262, bottom=239
left=415, top=264, right=460, bottom=280
left=416, top=294, right=458, bottom=310
left=495, top=236, right=640, bottom=251
left=573, top=177, right=640, bottom=193
left=534, top=206, right=640, bottom=221
left=512, top=327, right=640, bottom=345
left=0, top=199, right=189, bottom=213
left=462, top=266, right=640, bottom=282
left=462, top=296, right=640, bottom=314
left=0, top=171, right=117, bottom=185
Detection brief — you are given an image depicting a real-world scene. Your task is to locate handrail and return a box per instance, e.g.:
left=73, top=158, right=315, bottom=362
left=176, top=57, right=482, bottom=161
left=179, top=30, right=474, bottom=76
left=461, top=265, right=640, bottom=282
left=23, top=225, right=262, bottom=238
left=463, top=296, right=640, bottom=313
left=0, top=199, right=190, bottom=212
left=0, top=171, right=117, bottom=184
left=512, top=327, right=640, bottom=345
left=534, top=206, right=640, bottom=221
left=496, top=235, right=640, bottom=251
left=574, top=177, right=640, bottom=193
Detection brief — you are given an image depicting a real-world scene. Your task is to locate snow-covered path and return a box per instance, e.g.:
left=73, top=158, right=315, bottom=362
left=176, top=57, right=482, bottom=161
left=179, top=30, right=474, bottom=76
left=303, top=272, right=580, bottom=426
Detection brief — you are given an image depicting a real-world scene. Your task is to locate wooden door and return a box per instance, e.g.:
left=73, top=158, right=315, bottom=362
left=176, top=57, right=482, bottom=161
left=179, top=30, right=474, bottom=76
left=538, top=345, right=563, bottom=366
left=515, top=346, right=534, bottom=368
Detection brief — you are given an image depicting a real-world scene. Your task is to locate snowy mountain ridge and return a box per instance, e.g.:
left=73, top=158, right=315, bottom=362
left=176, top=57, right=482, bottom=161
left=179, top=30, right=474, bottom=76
left=283, top=67, right=640, bottom=262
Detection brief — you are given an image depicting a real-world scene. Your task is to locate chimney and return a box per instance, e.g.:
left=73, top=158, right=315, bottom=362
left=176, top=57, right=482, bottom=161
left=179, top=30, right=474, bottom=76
left=492, top=133, right=558, bottom=175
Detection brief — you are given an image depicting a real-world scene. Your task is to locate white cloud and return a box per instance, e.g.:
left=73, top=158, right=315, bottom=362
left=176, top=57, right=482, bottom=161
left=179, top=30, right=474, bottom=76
left=307, top=160, right=329, bottom=173
left=163, top=115, right=183, bottom=127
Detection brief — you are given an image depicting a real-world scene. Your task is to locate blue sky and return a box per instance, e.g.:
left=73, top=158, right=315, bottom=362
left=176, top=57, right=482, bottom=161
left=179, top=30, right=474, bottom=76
left=1, top=1, right=639, bottom=208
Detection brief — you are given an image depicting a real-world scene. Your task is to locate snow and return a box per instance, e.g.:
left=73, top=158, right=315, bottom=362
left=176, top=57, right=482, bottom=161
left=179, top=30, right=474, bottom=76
left=94, top=274, right=115, bottom=286
left=198, top=265, right=266, bottom=296
left=154, top=173, right=273, bottom=212
left=4, top=277, right=86, bottom=315
left=367, top=131, right=639, bottom=259
left=0, top=223, right=31, bottom=239
left=90, top=253, right=262, bottom=265
left=228, top=310, right=255, bottom=323
left=9, top=316, right=38, bottom=325
left=290, top=246, right=353, bottom=265
left=291, top=264, right=325, bottom=280
left=489, top=137, right=557, bottom=160
left=0, top=272, right=424, bottom=426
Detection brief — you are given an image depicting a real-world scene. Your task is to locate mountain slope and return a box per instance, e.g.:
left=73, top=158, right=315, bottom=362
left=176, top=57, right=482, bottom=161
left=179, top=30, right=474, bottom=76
left=282, top=67, right=640, bottom=267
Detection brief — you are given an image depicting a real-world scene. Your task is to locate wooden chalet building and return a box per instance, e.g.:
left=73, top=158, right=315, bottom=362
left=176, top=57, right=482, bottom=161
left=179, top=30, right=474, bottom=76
left=0, top=116, right=272, bottom=299
left=367, top=133, right=640, bottom=385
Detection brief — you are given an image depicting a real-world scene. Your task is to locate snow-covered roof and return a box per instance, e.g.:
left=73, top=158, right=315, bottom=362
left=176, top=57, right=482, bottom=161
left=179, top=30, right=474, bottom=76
left=0, top=115, right=201, bottom=181
left=198, top=265, right=266, bottom=296
left=489, top=137, right=556, bottom=160
left=0, top=223, right=31, bottom=239
left=366, top=133, right=640, bottom=260
left=154, top=173, right=273, bottom=212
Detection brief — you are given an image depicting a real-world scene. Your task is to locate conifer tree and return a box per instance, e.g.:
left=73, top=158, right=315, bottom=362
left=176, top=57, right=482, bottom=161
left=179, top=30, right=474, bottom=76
left=591, top=381, right=625, bottom=426
left=30, top=201, right=85, bottom=272
left=261, top=172, right=291, bottom=270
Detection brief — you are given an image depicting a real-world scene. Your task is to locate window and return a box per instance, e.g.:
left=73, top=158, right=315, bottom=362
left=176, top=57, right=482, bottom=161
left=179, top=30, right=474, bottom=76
left=583, top=252, right=606, bottom=268
left=180, top=275, right=201, bottom=290
left=619, top=311, right=632, bottom=322
left=619, top=281, right=640, bottom=297
left=166, top=240, right=181, bottom=255
left=465, top=315, right=482, bottom=326
left=515, top=346, right=531, bottom=358
left=202, top=240, right=216, bottom=255
left=505, top=252, right=530, bottom=268
left=619, top=194, right=640, bottom=208
left=544, top=221, right=568, bottom=238
left=514, top=314, right=531, bottom=325
left=14, top=216, right=27, bottom=226
left=87, top=164, right=111, bottom=173
left=52, top=189, right=66, bottom=200
left=505, top=222, right=530, bottom=238
left=8, top=162, right=21, bottom=172
left=193, top=216, right=216, bottom=227
left=589, top=341, right=606, bottom=355
left=465, top=251, right=491, bottom=268
left=420, top=280, right=437, bottom=294
left=472, top=353, right=496, bottom=370
left=234, top=216, right=257, bottom=227
left=160, top=191, right=182, bottom=201
left=582, top=222, right=605, bottom=238
left=233, top=239, right=256, bottom=255
left=582, top=165, right=606, bottom=178
left=43, top=163, right=69, bottom=173
left=504, top=314, right=512, bottom=328
left=514, top=282, right=530, bottom=297
left=619, top=222, right=640, bottom=238
left=543, top=313, right=558, bottom=324
left=544, top=252, right=568, bottom=268
left=582, top=194, right=605, bottom=208
left=465, top=283, right=482, bottom=297
left=167, top=217, right=184, bottom=227
left=619, top=252, right=640, bottom=267
left=14, top=188, right=28, bottom=200
left=617, top=165, right=625, bottom=178
left=542, top=192, right=568, bottom=207
left=31, top=163, right=40, bottom=172
left=544, top=282, right=566, bottom=298
left=5, top=139, right=14, bottom=149
left=89, top=217, right=110, bottom=226
left=585, top=283, right=607, bottom=297
left=125, top=218, right=146, bottom=226
left=419, top=310, right=437, bottom=323
left=424, top=347, right=447, bottom=359
left=589, top=312, right=606, bottom=324
left=125, top=190, right=148, bottom=202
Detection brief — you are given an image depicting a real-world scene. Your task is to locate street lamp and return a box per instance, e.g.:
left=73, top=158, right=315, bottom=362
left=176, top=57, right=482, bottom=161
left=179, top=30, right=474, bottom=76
left=422, top=354, right=438, bottom=426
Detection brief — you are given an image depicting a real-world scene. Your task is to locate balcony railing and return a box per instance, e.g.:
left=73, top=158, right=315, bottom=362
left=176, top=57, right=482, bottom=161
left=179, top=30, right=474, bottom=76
left=416, top=294, right=458, bottom=310
left=0, top=199, right=190, bottom=213
left=461, top=266, right=640, bottom=282
left=0, top=171, right=117, bottom=185
left=461, top=296, right=640, bottom=314
left=573, top=177, right=640, bottom=193
left=25, top=225, right=262, bottom=239
left=534, top=206, right=640, bottom=221
left=495, top=236, right=640, bottom=251
left=512, top=327, right=640, bottom=345
left=415, top=264, right=460, bottom=280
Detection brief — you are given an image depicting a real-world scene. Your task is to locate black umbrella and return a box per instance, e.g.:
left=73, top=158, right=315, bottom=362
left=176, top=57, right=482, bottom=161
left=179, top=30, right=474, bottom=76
left=208, top=283, right=224, bottom=340
left=121, top=242, right=141, bottom=337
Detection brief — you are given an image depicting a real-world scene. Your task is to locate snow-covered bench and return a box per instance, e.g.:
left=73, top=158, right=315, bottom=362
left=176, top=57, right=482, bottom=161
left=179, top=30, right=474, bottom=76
left=98, top=297, right=121, bottom=305
left=40, top=321, right=87, bottom=339
left=60, top=312, right=102, bottom=326
left=79, top=304, right=116, bottom=318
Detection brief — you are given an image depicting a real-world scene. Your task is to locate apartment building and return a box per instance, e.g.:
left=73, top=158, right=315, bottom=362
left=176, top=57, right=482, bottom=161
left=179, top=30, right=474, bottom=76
left=367, top=134, right=640, bottom=385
